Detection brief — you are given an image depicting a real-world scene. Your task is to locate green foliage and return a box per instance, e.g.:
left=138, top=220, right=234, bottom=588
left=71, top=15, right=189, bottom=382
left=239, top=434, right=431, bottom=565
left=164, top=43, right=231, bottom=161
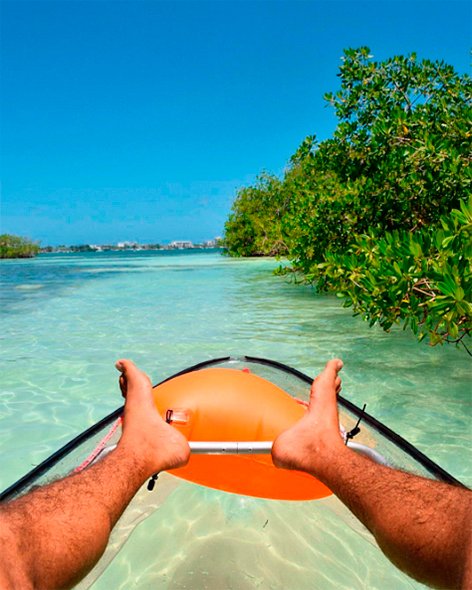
left=0, top=234, right=40, bottom=259
left=323, top=47, right=471, bottom=228
left=317, top=199, right=471, bottom=347
left=284, top=47, right=471, bottom=270
left=224, top=173, right=289, bottom=256
left=224, top=47, right=472, bottom=348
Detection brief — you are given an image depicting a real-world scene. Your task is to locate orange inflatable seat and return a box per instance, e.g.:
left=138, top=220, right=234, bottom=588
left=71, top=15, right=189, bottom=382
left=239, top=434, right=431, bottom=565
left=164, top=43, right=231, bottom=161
left=152, top=367, right=332, bottom=501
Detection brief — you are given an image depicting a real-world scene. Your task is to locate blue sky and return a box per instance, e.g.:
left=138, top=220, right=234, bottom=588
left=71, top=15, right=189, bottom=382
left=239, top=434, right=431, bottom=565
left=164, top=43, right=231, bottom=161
left=1, top=0, right=471, bottom=246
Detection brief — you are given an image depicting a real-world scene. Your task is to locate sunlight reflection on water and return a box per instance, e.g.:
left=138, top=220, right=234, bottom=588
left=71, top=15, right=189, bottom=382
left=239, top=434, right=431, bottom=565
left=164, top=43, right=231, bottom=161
left=1, top=250, right=470, bottom=589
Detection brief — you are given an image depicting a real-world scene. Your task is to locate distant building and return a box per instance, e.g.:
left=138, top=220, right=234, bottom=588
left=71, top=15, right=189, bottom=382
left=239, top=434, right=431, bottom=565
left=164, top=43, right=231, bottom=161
left=169, top=240, right=194, bottom=249
left=202, top=238, right=222, bottom=248
left=116, top=241, right=138, bottom=249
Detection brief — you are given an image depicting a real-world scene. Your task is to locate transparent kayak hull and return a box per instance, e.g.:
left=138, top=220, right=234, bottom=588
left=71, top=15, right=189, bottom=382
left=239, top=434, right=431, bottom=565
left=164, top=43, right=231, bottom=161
left=1, top=356, right=465, bottom=589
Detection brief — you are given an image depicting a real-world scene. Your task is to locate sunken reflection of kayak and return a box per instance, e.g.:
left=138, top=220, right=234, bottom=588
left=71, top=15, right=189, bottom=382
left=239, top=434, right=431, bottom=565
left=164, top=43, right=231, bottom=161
left=0, top=356, right=465, bottom=589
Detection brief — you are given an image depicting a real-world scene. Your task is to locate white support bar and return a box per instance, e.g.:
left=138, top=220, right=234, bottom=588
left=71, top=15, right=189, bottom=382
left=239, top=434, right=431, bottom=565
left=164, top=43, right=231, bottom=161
left=189, top=441, right=273, bottom=454
left=188, top=440, right=389, bottom=464
left=93, top=440, right=388, bottom=463
left=347, top=441, right=389, bottom=466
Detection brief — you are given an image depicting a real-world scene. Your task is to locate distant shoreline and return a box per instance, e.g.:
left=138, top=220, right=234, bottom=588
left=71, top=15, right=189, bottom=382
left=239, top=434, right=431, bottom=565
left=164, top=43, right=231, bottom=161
left=40, top=239, right=223, bottom=255
left=39, top=245, right=223, bottom=255
left=1, top=235, right=223, bottom=259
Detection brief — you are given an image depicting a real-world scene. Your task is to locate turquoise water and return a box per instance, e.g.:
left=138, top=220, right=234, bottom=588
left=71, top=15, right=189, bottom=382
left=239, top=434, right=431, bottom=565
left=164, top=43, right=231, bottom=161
left=1, top=249, right=471, bottom=588
left=1, top=249, right=470, bottom=490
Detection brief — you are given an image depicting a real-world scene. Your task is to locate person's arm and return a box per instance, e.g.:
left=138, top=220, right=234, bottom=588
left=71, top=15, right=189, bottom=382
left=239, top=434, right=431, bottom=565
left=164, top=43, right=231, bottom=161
left=0, top=360, right=190, bottom=590
left=272, top=360, right=472, bottom=590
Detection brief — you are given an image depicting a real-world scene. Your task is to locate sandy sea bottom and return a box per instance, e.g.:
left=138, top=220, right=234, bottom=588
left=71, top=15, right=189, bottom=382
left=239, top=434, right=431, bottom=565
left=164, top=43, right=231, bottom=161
left=1, top=250, right=470, bottom=589
left=81, top=474, right=423, bottom=590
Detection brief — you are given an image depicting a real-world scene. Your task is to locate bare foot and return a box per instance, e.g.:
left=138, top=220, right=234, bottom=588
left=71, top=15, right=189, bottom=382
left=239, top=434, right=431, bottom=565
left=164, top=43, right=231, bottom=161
left=272, top=359, right=345, bottom=478
left=115, top=360, right=190, bottom=477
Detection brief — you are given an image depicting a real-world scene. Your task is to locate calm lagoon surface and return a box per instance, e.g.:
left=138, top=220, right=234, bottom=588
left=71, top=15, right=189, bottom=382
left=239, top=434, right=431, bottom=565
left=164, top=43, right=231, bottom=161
left=1, top=249, right=471, bottom=588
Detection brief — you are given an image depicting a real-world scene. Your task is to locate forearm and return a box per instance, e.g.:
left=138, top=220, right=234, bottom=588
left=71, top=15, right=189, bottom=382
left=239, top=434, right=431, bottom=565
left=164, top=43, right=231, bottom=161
left=0, top=444, right=150, bottom=590
left=312, top=446, right=471, bottom=589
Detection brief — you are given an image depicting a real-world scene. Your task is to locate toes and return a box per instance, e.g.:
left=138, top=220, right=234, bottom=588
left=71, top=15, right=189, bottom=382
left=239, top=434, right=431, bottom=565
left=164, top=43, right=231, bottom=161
left=115, top=359, right=153, bottom=406
left=119, top=374, right=127, bottom=398
left=325, top=358, right=343, bottom=375
left=116, top=359, right=151, bottom=384
left=115, top=359, right=137, bottom=375
left=335, top=376, right=342, bottom=393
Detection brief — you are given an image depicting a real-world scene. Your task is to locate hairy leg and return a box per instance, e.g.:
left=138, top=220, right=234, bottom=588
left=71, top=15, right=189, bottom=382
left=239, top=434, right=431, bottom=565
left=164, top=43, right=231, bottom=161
left=0, top=360, right=190, bottom=590
left=272, top=360, right=472, bottom=590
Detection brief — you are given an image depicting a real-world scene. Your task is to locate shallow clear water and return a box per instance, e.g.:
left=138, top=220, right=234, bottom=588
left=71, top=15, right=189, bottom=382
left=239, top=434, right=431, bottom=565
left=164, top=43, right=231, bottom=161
left=1, top=250, right=471, bottom=588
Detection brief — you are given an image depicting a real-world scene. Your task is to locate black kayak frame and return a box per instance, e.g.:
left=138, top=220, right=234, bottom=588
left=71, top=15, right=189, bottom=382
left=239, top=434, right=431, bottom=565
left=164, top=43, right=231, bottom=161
left=0, top=355, right=466, bottom=502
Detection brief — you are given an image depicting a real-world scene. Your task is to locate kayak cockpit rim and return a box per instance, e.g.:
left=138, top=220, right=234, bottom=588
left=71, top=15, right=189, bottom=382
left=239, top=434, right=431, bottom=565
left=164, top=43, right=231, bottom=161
left=0, top=355, right=466, bottom=503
